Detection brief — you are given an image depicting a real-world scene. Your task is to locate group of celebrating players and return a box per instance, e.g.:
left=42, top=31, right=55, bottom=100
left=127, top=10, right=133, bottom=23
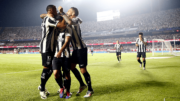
left=38, top=5, right=93, bottom=99
left=38, top=4, right=147, bottom=100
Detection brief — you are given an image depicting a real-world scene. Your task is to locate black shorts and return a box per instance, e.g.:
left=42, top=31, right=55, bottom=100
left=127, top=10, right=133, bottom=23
left=41, top=52, right=54, bottom=68
left=52, top=57, right=71, bottom=72
left=91, top=51, right=93, bottom=53
left=116, top=52, right=121, bottom=56
left=137, top=52, right=146, bottom=58
left=71, top=48, right=87, bottom=68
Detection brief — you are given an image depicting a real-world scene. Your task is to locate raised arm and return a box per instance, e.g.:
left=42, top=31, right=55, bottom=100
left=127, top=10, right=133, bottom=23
left=56, top=19, right=66, bottom=29
left=58, top=6, right=81, bottom=25
left=40, top=13, right=47, bottom=19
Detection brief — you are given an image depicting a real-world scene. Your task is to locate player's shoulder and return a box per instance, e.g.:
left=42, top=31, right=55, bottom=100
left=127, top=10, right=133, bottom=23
left=47, top=17, right=56, bottom=22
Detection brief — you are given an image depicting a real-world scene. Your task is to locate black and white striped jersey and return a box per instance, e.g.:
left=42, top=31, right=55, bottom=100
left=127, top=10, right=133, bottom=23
left=136, top=38, right=147, bottom=52
left=69, top=17, right=86, bottom=50
left=54, top=27, right=72, bottom=58
left=40, top=16, right=59, bottom=53
left=114, top=44, right=122, bottom=52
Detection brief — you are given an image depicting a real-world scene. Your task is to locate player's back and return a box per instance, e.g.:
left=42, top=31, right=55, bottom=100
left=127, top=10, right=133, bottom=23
left=69, top=17, right=86, bottom=50
left=40, top=16, right=58, bottom=53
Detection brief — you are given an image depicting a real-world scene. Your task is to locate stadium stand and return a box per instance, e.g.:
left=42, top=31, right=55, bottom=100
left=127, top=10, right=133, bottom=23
left=0, top=8, right=180, bottom=53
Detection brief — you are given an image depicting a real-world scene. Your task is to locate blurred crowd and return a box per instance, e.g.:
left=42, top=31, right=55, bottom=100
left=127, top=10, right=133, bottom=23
left=0, top=8, right=180, bottom=51
left=81, top=8, right=180, bottom=32
left=0, top=8, right=180, bottom=40
left=84, top=33, right=180, bottom=44
left=0, top=26, right=41, bottom=40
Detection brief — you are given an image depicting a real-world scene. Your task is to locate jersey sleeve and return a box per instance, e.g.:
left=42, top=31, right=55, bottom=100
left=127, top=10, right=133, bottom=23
left=71, top=17, right=82, bottom=25
left=65, top=26, right=72, bottom=37
left=144, top=38, right=147, bottom=42
left=47, top=17, right=59, bottom=27
left=136, top=38, right=139, bottom=44
left=77, top=17, right=83, bottom=24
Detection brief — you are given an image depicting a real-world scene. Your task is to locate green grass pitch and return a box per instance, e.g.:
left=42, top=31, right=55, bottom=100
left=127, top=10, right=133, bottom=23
left=0, top=53, right=180, bottom=101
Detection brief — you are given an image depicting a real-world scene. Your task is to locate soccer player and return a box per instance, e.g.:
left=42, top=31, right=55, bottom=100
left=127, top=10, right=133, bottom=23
left=114, top=40, right=123, bottom=63
left=59, top=6, right=94, bottom=97
left=91, top=46, right=93, bottom=56
left=135, top=32, right=147, bottom=70
left=14, top=48, right=16, bottom=54
left=52, top=17, right=72, bottom=99
left=38, top=5, right=66, bottom=99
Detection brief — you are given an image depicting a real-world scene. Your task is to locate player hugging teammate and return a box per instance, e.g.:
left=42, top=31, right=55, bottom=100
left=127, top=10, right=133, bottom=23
left=38, top=5, right=93, bottom=99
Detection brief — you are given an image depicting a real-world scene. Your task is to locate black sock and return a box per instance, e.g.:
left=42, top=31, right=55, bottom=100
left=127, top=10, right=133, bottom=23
left=55, top=77, right=63, bottom=88
left=40, top=68, right=52, bottom=91
left=137, top=59, right=142, bottom=64
left=83, top=72, right=93, bottom=91
left=120, top=56, right=121, bottom=59
left=65, top=78, right=71, bottom=92
left=62, top=72, right=66, bottom=88
left=72, top=68, right=85, bottom=86
left=117, top=57, right=119, bottom=61
left=143, top=60, right=146, bottom=67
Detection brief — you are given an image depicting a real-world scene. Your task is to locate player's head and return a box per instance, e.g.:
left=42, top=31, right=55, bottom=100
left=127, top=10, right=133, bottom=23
left=46, top=5, right=57, bottom=16
left=116, top=40, right=119, bottom=44
left=139, top=32, right=143, bottom=38
left=67, top=7, right=79, bottom=18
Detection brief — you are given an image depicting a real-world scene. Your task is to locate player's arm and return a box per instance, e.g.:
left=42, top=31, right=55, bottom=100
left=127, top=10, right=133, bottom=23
left=61, top=13, right=80, bottom=25
left=40, top=13, right=47, bottom=19
left=142, top=38, right=147, bottom=46
left=120, top=46, right=123, bottom=51
left=142, top=39, right=147, bottom=46
left=56, top=36, right=71, bottom=58
left=135, top=38, right=139, bottom=47
left=48, top=17, right=66, bottom=29
left=58, top=6, right=81, bottom=25
left=142, top=41, right=147, bottom=46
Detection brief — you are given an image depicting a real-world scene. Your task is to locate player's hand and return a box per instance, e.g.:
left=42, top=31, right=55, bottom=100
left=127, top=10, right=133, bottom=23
left=39, top=50, right=41, bottom=53
left=56, top=51, right=62, bottom=58
left=58, top=6, right=63, bottom=13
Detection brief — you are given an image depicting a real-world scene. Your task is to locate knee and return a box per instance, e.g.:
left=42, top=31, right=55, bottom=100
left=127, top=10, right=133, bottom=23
left=53, top=71, right=59, bottom=79
left=80, top=68, right=87, bottom=74
left=71, top=63, right=76, bottom=70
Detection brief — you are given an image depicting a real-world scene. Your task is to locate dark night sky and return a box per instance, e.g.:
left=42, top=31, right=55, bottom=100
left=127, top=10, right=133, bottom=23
left=0, top=0, right=180, bottom=27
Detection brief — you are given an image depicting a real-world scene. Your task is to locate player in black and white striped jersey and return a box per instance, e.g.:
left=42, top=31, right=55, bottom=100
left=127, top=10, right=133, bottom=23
left=38, top=5, right=66, bottom=99
left=114, top=40, right=123, bottom=63
left=135, top=32, right=147, bottom=70
left=52, top=21, right=72, bottom=99
left=59, top=6, right=94, bottom=97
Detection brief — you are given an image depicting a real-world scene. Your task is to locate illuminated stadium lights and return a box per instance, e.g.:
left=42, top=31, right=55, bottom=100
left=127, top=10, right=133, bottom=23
left=97, top=10, right=120, bottom=22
